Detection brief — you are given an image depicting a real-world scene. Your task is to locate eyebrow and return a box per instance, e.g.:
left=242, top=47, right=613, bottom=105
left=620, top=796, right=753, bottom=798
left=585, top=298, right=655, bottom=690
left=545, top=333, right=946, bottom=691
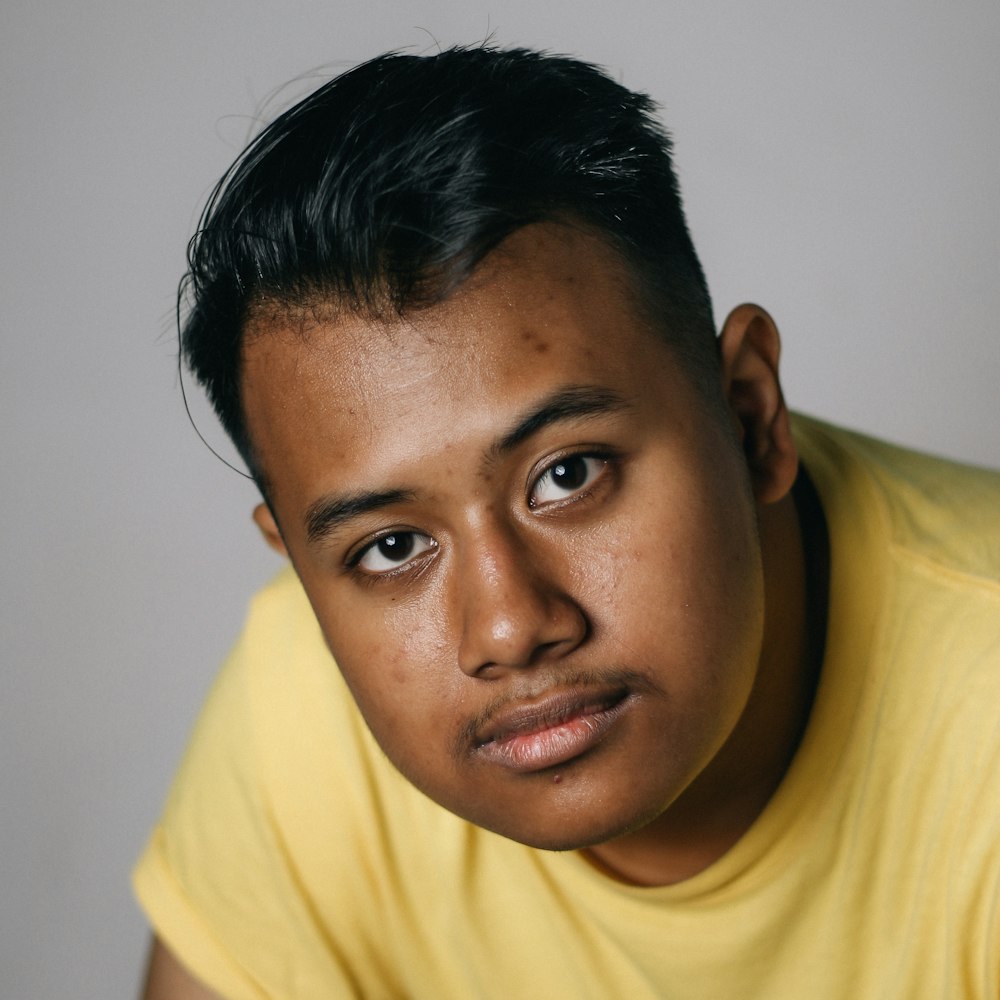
left=491, top=384, right=631, bottom=457
left=302, top=384, right=629, bottom=545
left=304, top=488, right=415, bottom=545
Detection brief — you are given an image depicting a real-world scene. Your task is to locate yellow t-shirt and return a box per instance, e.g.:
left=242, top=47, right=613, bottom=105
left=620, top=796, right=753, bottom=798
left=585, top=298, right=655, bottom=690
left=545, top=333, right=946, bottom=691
left=134, top=416, right=1000, bottom=999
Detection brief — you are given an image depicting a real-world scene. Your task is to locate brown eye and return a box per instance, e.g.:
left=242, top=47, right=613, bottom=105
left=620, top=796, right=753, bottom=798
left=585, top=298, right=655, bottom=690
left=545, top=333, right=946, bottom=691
left=551, top=458, right=589, bottom=490
left=355, top=532, right=435, bottom=574
left=377, top=534, right=413, bottom=559
left=530, top=455, right=607, bottom=507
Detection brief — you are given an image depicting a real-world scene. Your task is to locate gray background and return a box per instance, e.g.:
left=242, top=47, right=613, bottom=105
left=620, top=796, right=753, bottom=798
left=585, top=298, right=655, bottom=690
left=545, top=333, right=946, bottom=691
left=3, top=1, right=998, bottom=995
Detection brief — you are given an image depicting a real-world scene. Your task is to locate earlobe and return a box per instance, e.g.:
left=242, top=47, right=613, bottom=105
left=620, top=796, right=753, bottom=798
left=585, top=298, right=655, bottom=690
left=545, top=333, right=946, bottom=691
left=718, top=304, right=798, bottom=504
left=253, top=503, right=288, bottom=557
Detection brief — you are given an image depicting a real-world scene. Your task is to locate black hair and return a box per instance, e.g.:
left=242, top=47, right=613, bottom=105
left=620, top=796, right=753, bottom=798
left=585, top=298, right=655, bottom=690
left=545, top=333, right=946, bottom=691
left=180, top=45, right=715, bottom=477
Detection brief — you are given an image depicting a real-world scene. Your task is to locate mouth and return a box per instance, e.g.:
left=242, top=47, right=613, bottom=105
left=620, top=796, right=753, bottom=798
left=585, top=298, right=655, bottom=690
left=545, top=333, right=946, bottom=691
left=472, top=686, right=633, bottom=773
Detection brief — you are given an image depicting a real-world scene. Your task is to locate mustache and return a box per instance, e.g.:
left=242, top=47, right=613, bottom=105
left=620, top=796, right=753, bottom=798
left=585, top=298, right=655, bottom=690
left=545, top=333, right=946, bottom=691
left=455, top=667, right=663, bottom=752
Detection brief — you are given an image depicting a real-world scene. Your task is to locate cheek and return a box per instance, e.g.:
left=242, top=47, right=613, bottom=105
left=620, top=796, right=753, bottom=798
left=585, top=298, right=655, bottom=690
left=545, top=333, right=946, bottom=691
left=589, top=464, right=764, bottom=694
left=323, top=594, right=459, bottom=747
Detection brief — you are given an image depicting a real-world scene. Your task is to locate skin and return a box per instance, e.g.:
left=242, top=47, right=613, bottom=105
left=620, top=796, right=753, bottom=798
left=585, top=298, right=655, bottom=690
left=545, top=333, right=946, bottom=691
left=141, top=939, right=223, bottom=1000
left=143, top=222, right=818, bottom=996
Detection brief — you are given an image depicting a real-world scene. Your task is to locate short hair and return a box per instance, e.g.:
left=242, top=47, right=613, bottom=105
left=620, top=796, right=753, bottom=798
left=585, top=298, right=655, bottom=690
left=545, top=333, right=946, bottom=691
left=180, top=45, right=716, bottom=476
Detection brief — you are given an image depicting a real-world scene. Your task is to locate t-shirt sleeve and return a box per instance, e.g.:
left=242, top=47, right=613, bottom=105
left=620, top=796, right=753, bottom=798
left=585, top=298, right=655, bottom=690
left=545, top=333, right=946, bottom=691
left=134, top=826, right=265, bottom=999
left=132, top=569, right=370, bottom=999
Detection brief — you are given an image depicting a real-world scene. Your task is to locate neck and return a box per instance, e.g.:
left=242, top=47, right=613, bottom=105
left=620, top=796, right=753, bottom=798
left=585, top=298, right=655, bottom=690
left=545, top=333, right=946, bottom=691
left=584, top=473, right=828, bottom=886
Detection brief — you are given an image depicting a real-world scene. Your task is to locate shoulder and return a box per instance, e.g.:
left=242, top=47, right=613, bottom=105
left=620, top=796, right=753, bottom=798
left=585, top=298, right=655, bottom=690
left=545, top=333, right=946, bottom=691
left=138, top=564, right=487, bottom=993
left=793, top=413, right=1000, bottom=591
left=790, top=419, right=1000, bottom=967
left=793, top=414, right=1000, bottom=757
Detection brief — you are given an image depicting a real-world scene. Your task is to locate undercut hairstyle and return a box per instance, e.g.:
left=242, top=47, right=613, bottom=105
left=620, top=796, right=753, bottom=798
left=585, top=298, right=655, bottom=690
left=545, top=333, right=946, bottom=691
left=180, top=45, right=716, bottom=477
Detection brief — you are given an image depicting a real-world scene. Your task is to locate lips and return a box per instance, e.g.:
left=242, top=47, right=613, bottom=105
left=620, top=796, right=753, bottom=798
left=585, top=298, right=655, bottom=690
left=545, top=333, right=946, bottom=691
left=472, top=686, right=631, bottom=773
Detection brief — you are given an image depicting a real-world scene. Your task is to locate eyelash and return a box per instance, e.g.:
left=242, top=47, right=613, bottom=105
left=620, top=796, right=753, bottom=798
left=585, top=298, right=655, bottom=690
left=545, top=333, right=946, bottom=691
left=345, top=449, right=617, bottom=581
left=346, top=530, right=436, bottom=577
left=527, top=451, right=613, bottom=510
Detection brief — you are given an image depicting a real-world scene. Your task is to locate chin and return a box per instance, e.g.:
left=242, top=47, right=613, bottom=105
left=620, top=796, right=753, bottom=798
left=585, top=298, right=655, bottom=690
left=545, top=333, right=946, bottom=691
left=463, top=783, right=675, bottom=853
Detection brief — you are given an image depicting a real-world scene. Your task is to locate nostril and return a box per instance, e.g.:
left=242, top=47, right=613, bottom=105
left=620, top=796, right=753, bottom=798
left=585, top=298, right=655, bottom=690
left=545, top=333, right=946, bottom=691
left=457, top=586, right=588, bottom=676
left=454, top=530, right=588, bottom=675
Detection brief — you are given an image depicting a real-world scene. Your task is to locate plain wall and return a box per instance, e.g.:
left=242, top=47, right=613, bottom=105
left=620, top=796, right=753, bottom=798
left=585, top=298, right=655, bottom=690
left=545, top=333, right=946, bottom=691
left=2, top=1, right=997, bottom=995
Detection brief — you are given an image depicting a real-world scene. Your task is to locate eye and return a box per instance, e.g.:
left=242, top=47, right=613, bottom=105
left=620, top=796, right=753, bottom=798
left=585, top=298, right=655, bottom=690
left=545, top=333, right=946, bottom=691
left=353, top=531, right=436, bottom=574
left=529, top=454, right=608, bottom=508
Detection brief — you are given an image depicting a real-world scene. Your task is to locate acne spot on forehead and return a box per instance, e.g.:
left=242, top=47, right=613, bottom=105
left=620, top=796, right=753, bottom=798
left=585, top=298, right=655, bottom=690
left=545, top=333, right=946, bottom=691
left=520, top=327, right=551, bottom=354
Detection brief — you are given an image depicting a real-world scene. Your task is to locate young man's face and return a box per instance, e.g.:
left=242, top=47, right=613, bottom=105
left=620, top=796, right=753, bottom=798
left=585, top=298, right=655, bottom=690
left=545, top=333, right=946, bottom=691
left=241, top=224, right=769, bottom=851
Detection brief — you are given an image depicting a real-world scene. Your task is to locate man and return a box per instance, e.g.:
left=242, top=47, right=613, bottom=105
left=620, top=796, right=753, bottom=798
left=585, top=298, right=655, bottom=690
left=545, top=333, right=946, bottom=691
left=136, top=46, right=1000, bottom=998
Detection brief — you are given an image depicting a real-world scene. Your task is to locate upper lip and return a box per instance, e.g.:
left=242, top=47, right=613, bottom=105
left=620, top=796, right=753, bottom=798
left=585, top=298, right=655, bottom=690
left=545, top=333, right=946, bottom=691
left=472, top=684, right=630, bottom=748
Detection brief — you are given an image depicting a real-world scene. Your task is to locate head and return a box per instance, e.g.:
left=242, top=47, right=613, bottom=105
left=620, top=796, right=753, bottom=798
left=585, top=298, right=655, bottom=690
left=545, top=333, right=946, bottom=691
left=182, top=47, right=802, bottom=864
left=180, top=45, right=716, bottom=481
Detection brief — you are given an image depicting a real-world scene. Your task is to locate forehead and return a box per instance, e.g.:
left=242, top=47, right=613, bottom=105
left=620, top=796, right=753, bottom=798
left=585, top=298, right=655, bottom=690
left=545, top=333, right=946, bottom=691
left=239, top=224, right=681, bottom=501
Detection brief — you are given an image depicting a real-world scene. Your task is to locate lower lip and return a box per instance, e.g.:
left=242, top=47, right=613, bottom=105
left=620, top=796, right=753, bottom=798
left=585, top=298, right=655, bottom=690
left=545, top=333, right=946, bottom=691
left=476, top=698, right=631, bottom=773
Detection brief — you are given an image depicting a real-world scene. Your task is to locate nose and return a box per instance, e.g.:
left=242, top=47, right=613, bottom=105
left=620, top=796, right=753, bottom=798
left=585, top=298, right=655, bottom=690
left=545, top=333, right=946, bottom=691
left=455, top=524, right=588, bottom=676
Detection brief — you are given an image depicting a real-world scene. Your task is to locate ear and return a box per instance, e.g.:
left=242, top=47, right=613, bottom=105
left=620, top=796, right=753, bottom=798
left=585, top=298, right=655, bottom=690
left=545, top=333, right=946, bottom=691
left=252, top=502, right=288, bottom=557
left=718, top=303, right=798, bottom=505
